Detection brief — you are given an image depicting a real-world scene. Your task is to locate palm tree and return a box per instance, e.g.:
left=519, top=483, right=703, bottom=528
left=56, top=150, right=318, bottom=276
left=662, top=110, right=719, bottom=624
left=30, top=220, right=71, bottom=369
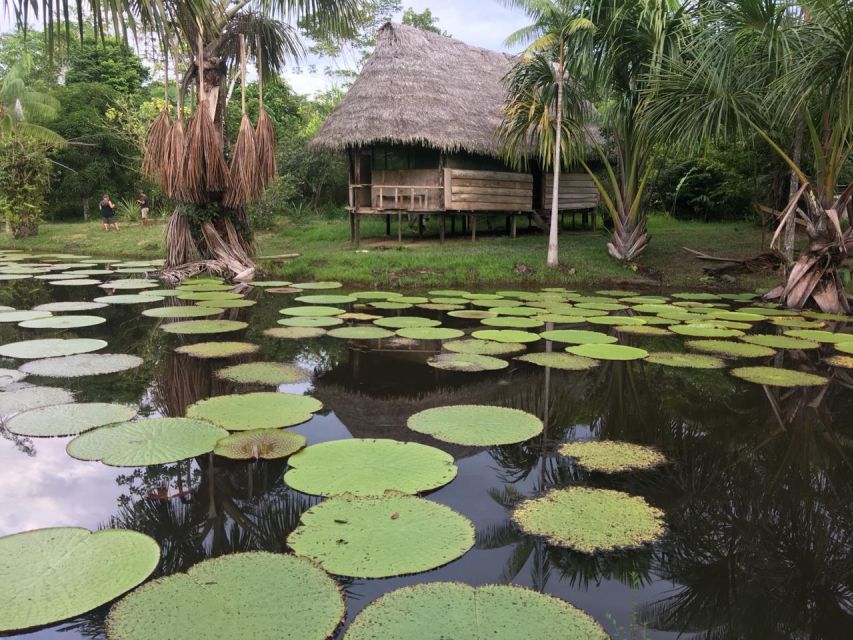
left=499, top=1, right=593, bottom=267
left=644, top=0, right=853, bottom=313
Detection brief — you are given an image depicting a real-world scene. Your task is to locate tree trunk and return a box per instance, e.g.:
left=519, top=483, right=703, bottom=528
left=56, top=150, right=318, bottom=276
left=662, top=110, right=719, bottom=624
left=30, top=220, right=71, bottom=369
left=783, top=123, right=803, bottom=265
left=547, top=48, right=563, bottom=268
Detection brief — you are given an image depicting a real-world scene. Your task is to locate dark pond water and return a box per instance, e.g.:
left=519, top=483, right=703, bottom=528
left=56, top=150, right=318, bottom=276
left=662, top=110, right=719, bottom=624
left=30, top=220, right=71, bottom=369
left=0, top=275, right=851, bottom=639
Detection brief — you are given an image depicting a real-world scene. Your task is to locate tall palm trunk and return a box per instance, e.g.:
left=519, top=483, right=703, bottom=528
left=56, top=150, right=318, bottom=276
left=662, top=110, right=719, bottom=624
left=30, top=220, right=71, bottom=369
left=547, top=44, right=564, bottom=268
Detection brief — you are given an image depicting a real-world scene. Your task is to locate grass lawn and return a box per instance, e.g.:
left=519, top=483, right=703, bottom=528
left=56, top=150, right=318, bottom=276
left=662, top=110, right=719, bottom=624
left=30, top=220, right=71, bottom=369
left=1, top=214, right=781, bottom=291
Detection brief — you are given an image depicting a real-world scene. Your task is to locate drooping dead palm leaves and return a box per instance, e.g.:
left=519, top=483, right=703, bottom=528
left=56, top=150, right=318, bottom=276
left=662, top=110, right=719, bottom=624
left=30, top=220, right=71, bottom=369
left=224, top=36, right=259, bottom=209
left=141, top=45, right=172, bottom=182
left=255, top=38, right=277, bottom=188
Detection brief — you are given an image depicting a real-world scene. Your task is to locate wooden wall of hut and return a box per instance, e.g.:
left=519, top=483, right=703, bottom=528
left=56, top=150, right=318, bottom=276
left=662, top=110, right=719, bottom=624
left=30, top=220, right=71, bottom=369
left=443, top=168, right=534, bottom=212
left=542, top=173, right=600, bottom=210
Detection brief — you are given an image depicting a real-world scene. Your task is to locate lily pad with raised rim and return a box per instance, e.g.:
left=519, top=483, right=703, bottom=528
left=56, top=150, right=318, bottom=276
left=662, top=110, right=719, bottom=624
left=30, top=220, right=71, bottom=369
left=105, top=553, right=344, bottom=640
left=287, top=494, right=475, bottom=578
left=427, top=353, right=509, bottom=372
left=177, top=292, right=243, bottom=302
left=186, top=392, right=323, bottom=431
left=0, top=338, right=107, bottom=359
left=18, top=315, right=106, bottom=329
left=327, top=326, right=394, bottom=340
left=214, top=429, right=307, bottom=460
left=278, top=316, right=344, bottom=328
left=293, top=281, right=344, bottom=290
left=615, top=325, right=672, bottom=337
left=285, top=439, right=457, bottom=497
left=20, top=354, right=143, bottom=378
left=98, top=279, right=158, bottom=290
left=343, top=583, right=608, bottom=640
left=783, top=329, right=853, bottom=344
left=837, top=342, right=853, bottom=355
left=539, top=329, right=617, bottom=345
left=646, top=352, right=726, bottom=368
left=198, top=299, right=256, bottom=309
left=279, top=306, right=344, bottom=317
left=513, top=487, right=665, bottom=553
left=32, top=301, right=108, bottom=313
left=0, top=310, right=53, bottom=323
left=480, top=316, right=544, bottom=329
left=730, top=366, right=828, bottom=387
left=559, top=441, right=667, bottom=473
left=397, top=327, right=465, bottom=340
left=216, top=362, right=308, bottom=386
left=686, top=340, right=776, bottom=358
left=407, top=405, right=543, bottom=446
left=670, top=324, right=745, bottom=338
left=295, top=294, right=357, bottom=305
left=0, top=386, right=75, bottom=417
left=160, top=320, right=248, bottom=334
left=515, top=352, right=598, bottom=371
left=471, top=329, right=540, bottom=344
left=565, top=344, right=649, bottom=361
left=142, top=306, right=224, bottom=319
left=443, top=339, right=525, bottom=356
left=6, top=402, right=138, bottom=437
left=175, top=342, right=260, bottom=359
left=0, top=527, right=159, bottom=633
left=373, top=316, right=441, bottom=329
left=264, top=327, right=328, bottom=340
left=94, top=294, right=164, bottom=305
left=67, top=418, right=228, bottom=466
left=740, top=334, right=820, bottom=350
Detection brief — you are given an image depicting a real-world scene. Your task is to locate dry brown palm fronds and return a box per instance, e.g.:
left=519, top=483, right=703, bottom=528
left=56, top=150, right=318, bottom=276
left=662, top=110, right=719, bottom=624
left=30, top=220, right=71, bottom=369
left=181, top=100, right=230, bottom=202
left=255, top=108, right=277, bottom=188
left=142, top=110, right=171, bottom=182
left=161, top=117, right=185, bottom=199
left=224, top=114, right=259, bottom=208
left=164, top=209, right=198, bottom=268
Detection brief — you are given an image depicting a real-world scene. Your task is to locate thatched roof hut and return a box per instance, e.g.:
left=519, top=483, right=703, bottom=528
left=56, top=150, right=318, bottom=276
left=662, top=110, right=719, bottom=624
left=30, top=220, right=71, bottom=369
left=312, top=23, right=513, bottom=159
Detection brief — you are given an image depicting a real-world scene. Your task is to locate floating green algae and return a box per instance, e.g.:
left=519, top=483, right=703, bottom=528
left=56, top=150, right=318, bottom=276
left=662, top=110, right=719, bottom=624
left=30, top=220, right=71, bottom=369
left=105, top=553, right=344, bottom=640
left=186, top=392, right=323, bottom=431
left=427, top=353, right=509, bottom=372
left=284, top=439, right=457, bottom=497
left=343, top=583, right=608, bottom=640
left=214, top=429, right=307, bottom=460
left=6, top=403, right=138, bottom=437
left=287, top=494, right=475, bottom=578
left=407, top=405, right=543, bottom=446
left=559, top=441, right=667, bottom=473
left=730, top=366, right=828, bottom=387
left=513, top=487, right=665, bottom=553
left=515, top=352, right=598, bottom=370
left=0, top=527, right=160, bottom=633
left=175, top=341, right=260, bottom=358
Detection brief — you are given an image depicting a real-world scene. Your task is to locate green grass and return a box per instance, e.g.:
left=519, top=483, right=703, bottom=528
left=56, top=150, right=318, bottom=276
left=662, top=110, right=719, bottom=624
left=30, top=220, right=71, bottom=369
left=2, top=214, right=780, bottom=291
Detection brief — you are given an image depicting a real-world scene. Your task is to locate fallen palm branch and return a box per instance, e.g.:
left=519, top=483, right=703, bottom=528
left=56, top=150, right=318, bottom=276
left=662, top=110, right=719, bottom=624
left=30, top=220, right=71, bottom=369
left=683, top=247, right=785, bottom=274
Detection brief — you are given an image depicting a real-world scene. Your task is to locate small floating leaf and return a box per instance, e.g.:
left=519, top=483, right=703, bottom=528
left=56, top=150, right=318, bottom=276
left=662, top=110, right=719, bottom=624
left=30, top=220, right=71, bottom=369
left=513, top=487, right=665, bottom=553
left=407, top=405, right=543, bottom=446
left=0, top=338, right=107, bottom=359
left=730, top=366, right=828, bottom=387
left=67, top=418, right=228, bottom=466
left=160, top=320, right=248, bottom=334
left=6, top=403, right=138, bottom=437
left=515, top=352, right=598, bottom=371
left=427, top=353, right=509, bottom=372
left=559, top=441, right=667, bottom=473
left=285, top=439, right=457, bottom=497
left=216, top=362, right=308, bottom=386
left=186, top=392, right=323, bottom=431
left=214, top=429, right=307, bottom=460
left=175, top=341, right=260, bottom=358
left=287, top=494, right=475, bottom=578
left=646, top=352, right=726, bottom=369
left=565, top=344, right=649, bottom=361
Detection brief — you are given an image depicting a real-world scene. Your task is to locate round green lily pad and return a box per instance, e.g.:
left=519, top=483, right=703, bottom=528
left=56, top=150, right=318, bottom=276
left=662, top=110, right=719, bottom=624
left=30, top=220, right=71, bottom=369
left=140, top=289, right=182, bottom=298
left=418, top=303, right=465, bottom=311
left=586, top=315, right=647, bottom=326
left=142, top=306, right=224, bottom=318
left=50, top=278, right=101, bottom=286
left=0, top=368, right=26, bottom=387
left=369, top=302, right=412, bottom=310
left=429, top=289, right=470, bottom=297
left=186, top=392, right=323, bottom=431
left=160, top=320, right=248, bottom=334
left=67, top=417, right=228, bottom=466
left=488, top=306, right=540, bottom=317
left=539, top=330, right=617, bottom=345
left=6, top=402, right=138, bottom=437
left=769, top=317, right=826, bottom=329
left=18, top=315, right=106, bottom=329
left=93, top=294, right=164, bottom=305
left=214, top=429, right=307, bottom=460
left=250, top=280, right=293, bottom=287
left=288, top=494, right=475, bottom=578
left=515, top=352, right=598, bottom=370
left=198, top=299, right=256, bottom=309
left=216, top=362, right=308, bottom=386
left=295, top=294, right=356, bottom=305
left=32, top=301, right=108, bottom=312
left=175, top=342, right=260, bottom=358
left=709, top=310, right=765, bottom=322
left=105, top=552, right=344, bottom=640
left=443, top=339, right=525, bottom=356
left=264, top=327, right=328, bottom=340
left=686, top=339, right=776, bottom=358
left=837, top=342, right=853, bottom=355
left=407, top=405, right=543, bottom=446
left=480, top=316, right=544, bottom=329
left=800, top=310, right=853, bottom=322
left=0, top=386, right=74, bottom=416
left=285, top=439, right=457, bottom=497
left=20, top=354, right=143, bottom=378
left=0, top=310, right=53, bottom=323
left=373, top=316, right=441, bottom=329
left=278, top=316, right=344, bottom=328
left=0, top=527, right=160, bottom=633
left=279, top=306, right=344, bottom=317
left=730, top=366, right=828, bottom=387
left=784, top=329, right=853, bottom=344
left=471, top=330, right=540, bottom=344
left=670, top=324, right=745, bottom=338
left=671, top=292, right=721, bottom=301
left=533, top=314, right=588, bottom=324
left=565, top=344, right=649, bottom=361
left=430, top=297, right=469, bottom=305
left=513, top=487, right=665, bottom=553
left=396, top=327, right=465, bottom=340
left=0, top=274, right=30, bottom=280
left=339, top=312, right=381, bottom=321
left=327, top=327, right=394, bottom=340
left=343, top=582, right=608, bottom=640
left=177, top=283, right=234, bottom=292
left=0, top=338, right=108, bottom=359
left=177, top=292, right=243, bottom=302
left=447, top=310, right=497, bottom=320
left=98, top=279, right=158, bottom=290
left=293, top=281, right=343, bottom=290
left=646, top=352, right=726, bottom=369
left=559, top=441, right=667, bottom=473
left=427, top=353, right=509, bottom=372
left=614, top=325, right=672, bottom=337
left=740, top=334, right=820, bottom=350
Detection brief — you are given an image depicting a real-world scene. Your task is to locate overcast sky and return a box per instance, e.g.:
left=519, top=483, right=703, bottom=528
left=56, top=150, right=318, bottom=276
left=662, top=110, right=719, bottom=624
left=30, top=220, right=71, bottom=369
left=1, top=1, right=530, bottom=96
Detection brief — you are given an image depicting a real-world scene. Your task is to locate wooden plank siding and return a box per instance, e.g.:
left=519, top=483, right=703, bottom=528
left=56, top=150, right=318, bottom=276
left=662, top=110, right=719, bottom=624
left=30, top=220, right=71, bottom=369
left=542, top=173, right=600, bottom=210
left=444, top=169, right=534, bottom=212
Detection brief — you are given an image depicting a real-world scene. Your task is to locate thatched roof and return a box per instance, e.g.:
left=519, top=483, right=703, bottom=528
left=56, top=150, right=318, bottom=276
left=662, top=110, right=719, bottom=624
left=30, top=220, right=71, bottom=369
left=312, top=22, right=514, bottom=158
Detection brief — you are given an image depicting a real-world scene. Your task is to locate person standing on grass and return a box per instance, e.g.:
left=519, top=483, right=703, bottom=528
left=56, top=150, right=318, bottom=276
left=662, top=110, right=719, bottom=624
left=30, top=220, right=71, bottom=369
left=99, top=194, right=119, bottom=232
left=136, top=191, right=150, bottom=227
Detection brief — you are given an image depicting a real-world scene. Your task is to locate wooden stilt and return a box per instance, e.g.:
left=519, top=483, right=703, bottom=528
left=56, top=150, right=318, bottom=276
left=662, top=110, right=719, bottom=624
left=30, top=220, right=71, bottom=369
left=592, top=209, right=597, bottom=231
left=471, top=215, right=477, bottom=242
left=440, top=213, right=445, bottom=244
left=354, top=212, right=361, bottom=247
left=397, top=211, right=402, bottom=244
left=511, top=214, right=517, bottom=238
left=349, top=211, right=355, bottom=243
left=418, top=214, right=424, bottom=239
left=385, top=214, right=391, bottom=236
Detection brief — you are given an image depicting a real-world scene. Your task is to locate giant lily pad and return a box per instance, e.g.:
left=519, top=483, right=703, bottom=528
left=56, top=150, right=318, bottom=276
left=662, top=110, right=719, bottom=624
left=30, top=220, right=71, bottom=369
left=214, top=429, right=307, bottom=460
left=837, top=342, right=853, bottom=355
left=18, top=315, right=106, bottom=329
left=198, top=299, right=256, bottom=309
left=0, top=386, right=75, bottom=416
left=539, top=329, right=617, bottom=345
left=264, top=327, right=328, bottom=340
left=287, top=494, right=475, bottom=578
left=686, top=339, right=776, bottom=358
left=327, top=327, right=394, bottom=340
left=397, top=327, right=464, bottom=340
left=186, top=392, right=323, bottom=431
left=0, top=368, right=26, bottom=387
left=295, top=294, right=356, bottom=305
left=471, top=329, right=540, bottom=344
left=670, top=324, right=745, bottom=338
left=94, top=294, right=164, bottom=305
left=175, top=341, right=260, bottom=358
left=730, top=366, right=828, bottom=387
left=177, top=292, right=243, bottom=302
left=615, top=325, right=672, bottom=337
left=216, top=362, right=308, bottom=386
left=160, top=320, right=248, bottom=334
left=565, top=344, right=648, bottom=361
left=559, top=441, right=667, bottom=473
left=142, top=306, right=224, bottom=318
left=67, top=418, right=228, bottom=466
left=443, top=339, right=525, bottom=356
left=515, top=352, right=598, bottom=371
left=373, top=316, right=441, bottom=329
left=447, top=310, right=497, bottom=320
left=784, top=329, right=853, bottom=344
left=0, top=527, right=159, bottom=633
left=370, top=301, right=412, bottom=310
left=427, top=353, right=509, bottom=372
left=278, top=316, right=344, bottom=328
left=343, top=582, right=608, bottom=640
left=20, top=354, right=143, bottom=378
left=32, top=301, right=108, bottom=312
left=105, top=553, right=344, bottom=640
left=480, top=316, right=544, bottom=329
left=513, top=487, right=665, bottom=553
left=0, top=310, right=53, bottom=323
left=0, top=338, right=107, bottom=359
left=740, top=334, right=820, bottom=350
left=646, top=352, right=726, bottom=368
left=50, top=278, right=101, bottom=286
left=407, top=405, right=542, bottom=446
left=285, top=439, right=457, bottom=497
left=98, top=279, right=158, bottom=290
left=586, top=315, right=646, bottom=326
left=293, top=281, right=343, bottom=290
left=6, top=403, right=138, bottom=437
left=279, top=306, right=344, bottom=317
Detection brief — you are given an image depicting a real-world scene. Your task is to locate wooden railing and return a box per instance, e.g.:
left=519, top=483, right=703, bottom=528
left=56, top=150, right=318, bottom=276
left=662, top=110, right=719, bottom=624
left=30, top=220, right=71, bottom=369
left=372, top=185, right=443, bottom=211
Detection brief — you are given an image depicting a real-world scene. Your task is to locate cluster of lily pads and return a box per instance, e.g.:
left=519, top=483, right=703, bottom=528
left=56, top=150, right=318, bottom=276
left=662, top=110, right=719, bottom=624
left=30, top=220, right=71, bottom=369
left=1, top=249, right=851, bottom=638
